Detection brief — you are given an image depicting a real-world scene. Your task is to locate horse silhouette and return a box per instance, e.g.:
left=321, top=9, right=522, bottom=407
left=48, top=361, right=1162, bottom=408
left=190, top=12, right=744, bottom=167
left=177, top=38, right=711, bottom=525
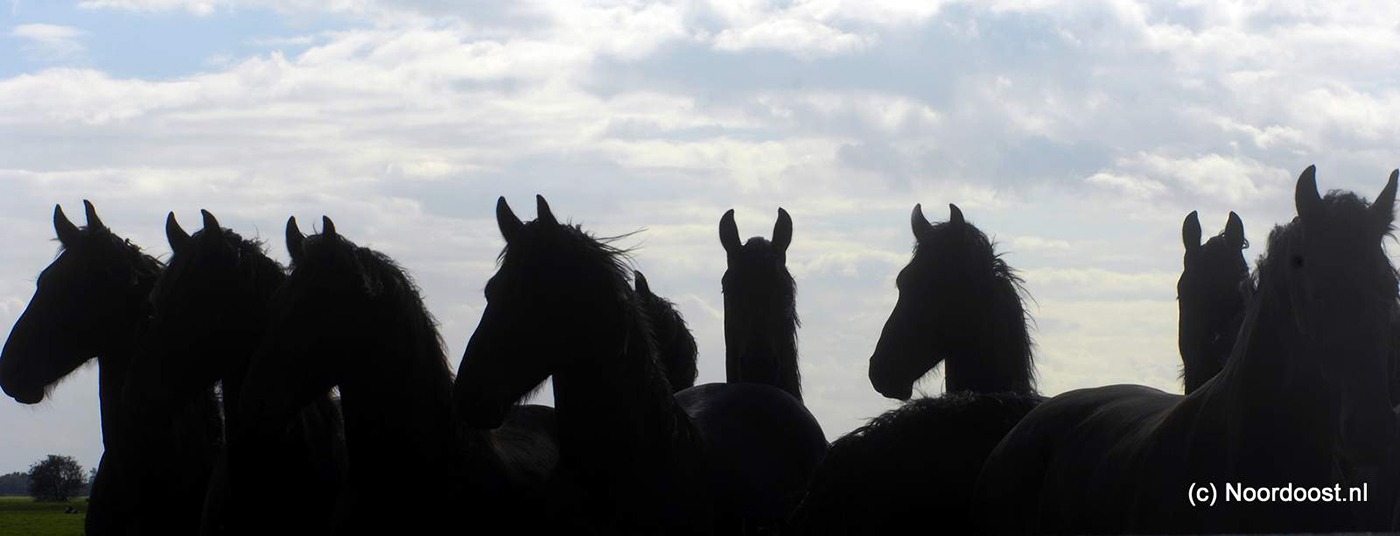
left=237, top=216, right=559, bottom=535
left=456, top=196, right=827, bottom=533
left=719, top=208, right=803, bottom=402
left=634, top=271, right=698, bottom=392
left=791, top=203, right=1040, bottom=534
left=123, top=211, right=346, bottom=534
left=0, top=201, right=221, bottom=535
left=1178, top=211, right=1251, bottom=394
left=974, top=166, right=1399, bottom=533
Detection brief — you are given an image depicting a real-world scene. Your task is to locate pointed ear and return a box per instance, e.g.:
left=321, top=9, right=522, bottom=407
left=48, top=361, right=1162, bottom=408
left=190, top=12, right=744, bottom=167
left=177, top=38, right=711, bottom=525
left=83, top=200, right=105, bottom=231
left=167, top=212, right=192, bottom=254
left=719, top=209, right=741, bottom=254
left=200, top=209, right=223, bottom=243
left=634, top=271, right=651, bottom=296
left=286, top=216, right=305, bottom=263
left=911, top=204, right=933, bottom=238
left=1295, top=165, right=1321, bottom=223
left=948, top=203, right=965, bottom=226
left=496, top=197, right=523, bottom=243
left=1225, top=212, right=1246, bottom=250
left=322, top=216, right=337, bottom=238
left=1373, top=169, right=1397, bottom=228
left=1182, top=211, right=1201, bottom=253
left=536, top=195, right=559, bottom=226
left=54, top=205, right=80, bottom=245
left=772, top=208, right=792, bottom=255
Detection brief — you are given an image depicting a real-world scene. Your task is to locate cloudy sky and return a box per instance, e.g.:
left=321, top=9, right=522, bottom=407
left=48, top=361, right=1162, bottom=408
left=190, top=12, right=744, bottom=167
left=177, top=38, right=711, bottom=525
left=3, top=0, right=1400, bottom=474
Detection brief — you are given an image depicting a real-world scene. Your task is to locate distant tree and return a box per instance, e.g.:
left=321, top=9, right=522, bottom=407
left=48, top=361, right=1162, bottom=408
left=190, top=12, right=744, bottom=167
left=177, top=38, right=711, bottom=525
left=27, top=455, right=85, bottom=502
left=0, top=472, right=28, bottom=496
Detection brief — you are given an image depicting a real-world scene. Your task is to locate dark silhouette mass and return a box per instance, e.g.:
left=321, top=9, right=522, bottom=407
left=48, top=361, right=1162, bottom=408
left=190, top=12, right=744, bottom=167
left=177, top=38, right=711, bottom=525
left=1178, top=210, right=1251, bottom=394
left=634, top=271, right=699, bottom=392
left=4, top=164, right=1400, bottom=534
left=0, top=201, right=221, bottom=535
left=975, top=166, right=1399, bottom=533
left=457, top=196, right=827, bottom=533
left=237, top=216, right=559, bottom=535
left=792, top=203, right=1041, bottom=535
left=124, top=210, right=347, bottom=535
left=718, top=208, right=804, bottom=402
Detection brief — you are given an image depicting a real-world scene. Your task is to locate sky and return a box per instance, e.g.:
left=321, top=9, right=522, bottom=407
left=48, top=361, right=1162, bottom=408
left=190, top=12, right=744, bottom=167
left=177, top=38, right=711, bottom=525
left=2, top=0, right=1400, bottom=475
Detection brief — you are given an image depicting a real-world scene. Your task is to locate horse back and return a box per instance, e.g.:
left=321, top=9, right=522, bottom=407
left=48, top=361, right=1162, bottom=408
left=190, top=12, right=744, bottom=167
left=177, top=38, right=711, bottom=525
left=975, top=384, right=1178, bottom=534
left=677, top=383, right=828, bottom=522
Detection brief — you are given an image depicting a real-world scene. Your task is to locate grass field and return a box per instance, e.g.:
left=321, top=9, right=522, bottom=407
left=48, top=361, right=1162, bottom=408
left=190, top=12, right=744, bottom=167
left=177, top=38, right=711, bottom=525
left=0, top=496, right=86, bottom=536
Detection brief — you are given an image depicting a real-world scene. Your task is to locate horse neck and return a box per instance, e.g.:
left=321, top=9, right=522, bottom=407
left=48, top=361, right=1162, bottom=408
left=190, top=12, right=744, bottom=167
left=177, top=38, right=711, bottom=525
left=552, top=307, right=690, bottom=485
left=1178, top=314, right=1220, bottom=394
left=96, top=273, right=162, bottom=449
left=1204, top=285, right=1337, bottom=478
left=726, top=303, right=801, bottom=400
left=338, top=322, right=456, bottom=486
left=942, top=286, right=1034, bottom=394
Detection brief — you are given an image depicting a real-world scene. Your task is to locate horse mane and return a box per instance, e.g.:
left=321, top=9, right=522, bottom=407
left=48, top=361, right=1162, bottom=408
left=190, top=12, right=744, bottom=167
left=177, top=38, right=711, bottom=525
left=150, top=229, right=286, bottom=309
left=57, top=224, right=164, bottom=282
left=299, top=231, right=453, bottom=387
left=500, top=219, right=682, bottom=428
left=912, top=219, right=1037, bottom=392
left=635, top=287, right=698, bottom=391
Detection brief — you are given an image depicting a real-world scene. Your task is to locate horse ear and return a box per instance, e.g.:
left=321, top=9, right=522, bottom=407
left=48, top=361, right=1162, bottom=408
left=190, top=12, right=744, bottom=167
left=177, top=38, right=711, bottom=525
left=911, top=204, right=933, bottom=238
left=772, top=208, right=792, bottom=255
left=634, top=271, right=652, bottom=296
left=1373, top=169, right=1398, bottom=228
left=82, top=200, right=105, bottom=231
left=1225, top=211, right=1246, bottom=250
left=1295, top=165, right=1321, bottom=222
left=719, top=209, right=741, bottom=254
left=322, top=216, right=337, bottom=238
left=200, top=209, right=223, bottom=243
left=286, top=216, right=305, bottom=263
left=1182, top=211, right=1201, bottom=253
left=948, top=203, right=965, bottom=226
left=166, top=212, right=192, bottom=254
left=54, top=205, right=80, bottom=245
left=496, top=197, right=523, bottom=243
left=536, top=195, right=559, bottom=226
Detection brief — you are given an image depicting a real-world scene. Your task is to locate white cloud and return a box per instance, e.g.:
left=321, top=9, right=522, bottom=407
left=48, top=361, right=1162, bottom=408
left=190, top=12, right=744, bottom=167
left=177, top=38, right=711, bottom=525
left=11, top=24, right=87, bottom=62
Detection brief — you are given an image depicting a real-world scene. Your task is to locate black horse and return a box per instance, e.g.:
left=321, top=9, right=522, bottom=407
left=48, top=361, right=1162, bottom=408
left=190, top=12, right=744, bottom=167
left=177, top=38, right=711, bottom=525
left=1177, top=210, right=1251, bottom=394
left=237, top=216, right=558, bottom=534
left=791, top=203, right=1040, bottom=534
left=457, top=196, right=827, bottom=533
left=123, top=211, right=347, bottom=534
left=0, top=202, right=221, bottom=535
left=974, top=166, right=1399, bottom=533
left=635, top=271, right=699, bottom=392
left=719, top=208, right=803, bottom=402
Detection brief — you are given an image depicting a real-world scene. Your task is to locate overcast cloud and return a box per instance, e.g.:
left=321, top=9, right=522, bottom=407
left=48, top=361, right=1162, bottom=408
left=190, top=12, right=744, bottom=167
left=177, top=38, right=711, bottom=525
left=3, top=0, right=1400, bottom=473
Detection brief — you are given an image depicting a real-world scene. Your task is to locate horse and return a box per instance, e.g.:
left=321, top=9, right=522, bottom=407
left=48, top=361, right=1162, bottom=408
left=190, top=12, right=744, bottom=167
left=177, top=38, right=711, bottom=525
left=122, top=211, right=347, bottom=534
left=634, top=270, right=698, bottom=392
left=974, top=166, right=1400, bottom=533
left=718, top=208, right=803, bottom=402
left=790, top=203, right=1041, bottom=534
left=0, top=201, right=221, bottom=535
left=456, top=196, right=828, bottom=533
left=1178, top=210, right=1251, bottom=394
left=236, top=216, right=559, bottom=535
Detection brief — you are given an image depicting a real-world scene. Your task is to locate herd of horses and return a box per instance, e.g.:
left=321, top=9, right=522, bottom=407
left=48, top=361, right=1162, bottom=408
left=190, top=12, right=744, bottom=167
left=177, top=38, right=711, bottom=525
left=1, top=165, right=1398, bottom=534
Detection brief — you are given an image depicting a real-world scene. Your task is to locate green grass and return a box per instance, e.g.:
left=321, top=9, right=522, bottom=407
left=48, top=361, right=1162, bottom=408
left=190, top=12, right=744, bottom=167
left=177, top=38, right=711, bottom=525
left=0, top=496, right=86, bottom=536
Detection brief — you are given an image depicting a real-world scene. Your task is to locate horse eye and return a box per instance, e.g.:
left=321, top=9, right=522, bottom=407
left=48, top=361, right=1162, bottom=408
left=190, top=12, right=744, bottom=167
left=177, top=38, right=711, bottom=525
left=1292, top=255, right=1305, bottom=268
